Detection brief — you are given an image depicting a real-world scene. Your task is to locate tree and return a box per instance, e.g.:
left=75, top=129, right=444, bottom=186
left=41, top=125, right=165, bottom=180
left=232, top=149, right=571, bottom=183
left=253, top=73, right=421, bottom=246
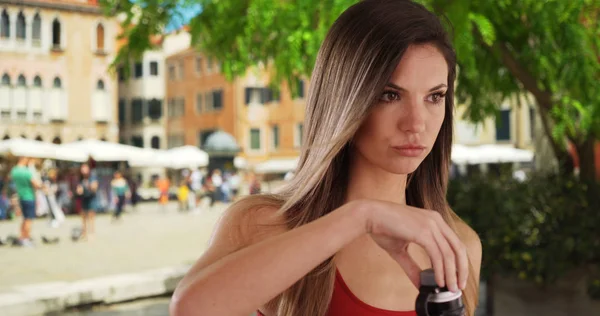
left=102, top=0, right=600, bottom=181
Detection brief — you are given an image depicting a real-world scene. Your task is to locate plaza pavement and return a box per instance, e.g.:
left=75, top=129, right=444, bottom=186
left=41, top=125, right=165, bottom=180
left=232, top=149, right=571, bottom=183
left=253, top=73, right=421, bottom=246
left=0, top=201, right=228, bottom=315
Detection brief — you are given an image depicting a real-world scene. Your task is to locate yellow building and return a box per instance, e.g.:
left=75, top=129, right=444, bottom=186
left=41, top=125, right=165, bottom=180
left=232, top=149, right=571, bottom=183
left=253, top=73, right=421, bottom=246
left=0, top=0, right=118, bottom=143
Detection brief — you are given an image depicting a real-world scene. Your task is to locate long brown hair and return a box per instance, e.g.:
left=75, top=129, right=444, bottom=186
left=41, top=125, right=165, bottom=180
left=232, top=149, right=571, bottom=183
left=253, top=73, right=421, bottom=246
left=241, top=0, right=478, bottom=314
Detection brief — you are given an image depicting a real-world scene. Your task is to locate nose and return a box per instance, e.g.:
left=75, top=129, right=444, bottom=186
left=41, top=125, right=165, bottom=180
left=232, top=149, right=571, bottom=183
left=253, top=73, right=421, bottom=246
left=397, top=100, right=426, bottom=134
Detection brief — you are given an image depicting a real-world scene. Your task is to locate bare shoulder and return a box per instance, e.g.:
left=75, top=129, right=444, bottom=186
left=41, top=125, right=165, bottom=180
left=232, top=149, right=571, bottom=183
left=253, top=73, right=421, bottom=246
left=178, top=195, right=287, bottom=282
left=212, top=194, right=288, bottom=250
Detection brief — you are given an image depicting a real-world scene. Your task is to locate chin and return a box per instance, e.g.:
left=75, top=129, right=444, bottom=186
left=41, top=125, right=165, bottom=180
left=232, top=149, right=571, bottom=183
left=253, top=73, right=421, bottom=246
left=380, top=158, right=423, bottom=175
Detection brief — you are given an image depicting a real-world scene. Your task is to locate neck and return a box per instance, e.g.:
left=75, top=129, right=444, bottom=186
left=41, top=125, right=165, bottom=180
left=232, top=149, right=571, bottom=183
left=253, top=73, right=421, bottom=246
left=345, top=152, right=407, bottom=205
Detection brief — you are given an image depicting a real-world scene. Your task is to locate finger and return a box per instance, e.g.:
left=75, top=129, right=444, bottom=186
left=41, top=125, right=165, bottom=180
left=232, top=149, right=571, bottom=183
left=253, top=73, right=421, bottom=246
left=432, top=228, right=458, bottom=293
left=395, top=247, right=422, bottom=289
left=417, top=232, right=445, bottom=288
left=433, top=215, right=469, bottom=290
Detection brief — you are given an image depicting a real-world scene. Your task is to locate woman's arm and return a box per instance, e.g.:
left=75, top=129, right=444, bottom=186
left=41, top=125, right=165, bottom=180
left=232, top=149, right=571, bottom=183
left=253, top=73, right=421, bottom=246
left=171, top=200, right=367, bottom=316
left=170, top=199, right=468, bottom=316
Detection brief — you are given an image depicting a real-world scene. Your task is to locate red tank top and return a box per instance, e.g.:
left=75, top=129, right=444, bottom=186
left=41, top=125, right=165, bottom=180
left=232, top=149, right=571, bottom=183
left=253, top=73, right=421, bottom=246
left=257, top=270, right=417, bottom=316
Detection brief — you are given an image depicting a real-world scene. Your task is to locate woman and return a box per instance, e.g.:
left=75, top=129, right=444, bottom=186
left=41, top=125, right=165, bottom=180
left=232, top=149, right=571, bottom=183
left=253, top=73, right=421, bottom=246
left=75, top=163, right=97, bottom=240
left=110, top=171, right=130, bottom=221
left=171, top=1, right=482, bottom=316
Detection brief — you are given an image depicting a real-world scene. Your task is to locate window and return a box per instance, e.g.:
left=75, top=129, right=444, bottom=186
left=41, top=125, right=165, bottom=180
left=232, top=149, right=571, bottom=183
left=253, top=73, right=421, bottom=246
left=297, top=79, right=305, bottom=98
left=212, top=90, right=223, bottom=110
left=167, top=134, right=185, bottom=149
left=206, top=56, right=213, bottom=72
left=96, top=79, right=105, bottom=90
left=196, top=93, right=202, bottom=113
left=134, top=62, right=143, bottom=78
left=1, top=73, right=10, bottom=86
left=131, top=136, right=144, bottom=148
left=148, top=98, right=162, bottom=120
left=272, top=125, right=280, bottom=150
left=168, top=98, right=184, bottom=118
left=17, top=75, right=26, bottom=87
left=53, top=77, right=61, bottom=88
left=16, top=12, right=25, bottom=40
left=32, top=13, right=41, bottom=45
left=151, top=136, right=160, bottom=149
left=131, top=98, right=144, bottom=124
left=244, top=87, right=271, bottom=105
left=96, top=23, right=105, bottom=51
left=495, top=109, right=511, bottom=141
left=198, top=130, right=215, bottom=148
left=52, top=19, right=61, bottom=48
left=118, top=66, right=125, bottom=81
left=203, top=91, right=222, bottom=112
left=295, top=123, right=304, bottom=147
left=250, top=128, right=261, bottom=150
left=168, top=64, right=176, bottom=81
left=195, top=57, right=202, bottom=74
left=178, top=61, right=184, bottom=79
left=33, top=76, right=42, bottom=87
left=529, top=107, right=535, bottom=140
left=118, top=99, right=126, bottom=124
left=150, top=61, right=158, bottom=76
left=1, top=10, right=9, bottom=39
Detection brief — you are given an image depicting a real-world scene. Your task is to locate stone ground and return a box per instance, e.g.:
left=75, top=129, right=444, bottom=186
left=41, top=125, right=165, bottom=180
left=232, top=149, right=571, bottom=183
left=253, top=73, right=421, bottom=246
left=0, top=201, right=227, bottom=294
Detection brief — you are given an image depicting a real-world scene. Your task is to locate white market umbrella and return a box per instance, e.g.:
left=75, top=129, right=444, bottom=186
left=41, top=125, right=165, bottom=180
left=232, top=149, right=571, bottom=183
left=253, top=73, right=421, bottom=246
left=62, top=139, right=154, bottom=162
left=0, top=138, right=87, bottom=162
left=163, top=146, right=209, bottom=169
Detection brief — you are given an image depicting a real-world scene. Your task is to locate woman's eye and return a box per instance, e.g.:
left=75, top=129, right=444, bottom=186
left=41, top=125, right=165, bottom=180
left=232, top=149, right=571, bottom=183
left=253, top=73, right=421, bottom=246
left=380, top=91, right=400, bottom=103
left=427, top=92, right=446, bottom=104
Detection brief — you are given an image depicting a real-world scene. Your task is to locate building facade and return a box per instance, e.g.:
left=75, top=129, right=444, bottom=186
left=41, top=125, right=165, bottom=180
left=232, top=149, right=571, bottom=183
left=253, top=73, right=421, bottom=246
left=165, top=44, right=307, bottom=173
left=0, top=0, right=118, bottom=143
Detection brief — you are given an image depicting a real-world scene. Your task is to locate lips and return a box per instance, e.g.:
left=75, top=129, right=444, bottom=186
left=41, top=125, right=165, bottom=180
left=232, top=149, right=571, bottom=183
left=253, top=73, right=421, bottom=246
left=391, top=145, right=426, bottom=157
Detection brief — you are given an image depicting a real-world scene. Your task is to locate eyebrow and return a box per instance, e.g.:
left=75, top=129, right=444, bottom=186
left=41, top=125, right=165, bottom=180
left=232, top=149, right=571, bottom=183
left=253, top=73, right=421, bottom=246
left=385, top=83, right=448, bottom=92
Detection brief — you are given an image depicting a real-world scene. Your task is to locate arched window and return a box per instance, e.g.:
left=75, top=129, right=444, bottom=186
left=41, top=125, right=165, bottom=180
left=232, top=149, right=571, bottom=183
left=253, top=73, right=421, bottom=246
left=1, top=10, right=9, bottom=39
left=52, top=18, right=61, bottom=47
left=2, top=134, right=10, bottom=140
left=32, top=13, right=41, bottom=44
left=53, top=77, right=61, bottom=88
left=96, top=23, right=105, bottom=51
left=33, top=76, right=42, bottom=87
left=16, top=11, right=25, bottom=40
left=151, top=136, right=160, bottom=149
left=35, top=135, right=43, bottom=141
left=1, top=73, right=10, bottom=86
left=52, top=136, right=61, bottom=144
left=97, top=79, right=104, bottom=90
left=17, top=74, right=26, bottom=87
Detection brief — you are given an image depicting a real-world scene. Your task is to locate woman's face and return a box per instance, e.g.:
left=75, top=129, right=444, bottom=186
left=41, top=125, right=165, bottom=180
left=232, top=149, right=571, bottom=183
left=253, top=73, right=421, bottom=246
left=80, top=164, right=90, bottom=176
left=353, top=44, right=448, bottom=175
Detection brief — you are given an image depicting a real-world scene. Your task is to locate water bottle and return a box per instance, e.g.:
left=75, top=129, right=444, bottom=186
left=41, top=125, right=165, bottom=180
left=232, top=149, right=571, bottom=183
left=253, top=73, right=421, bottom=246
left=415, top=269, right=466, bottom=316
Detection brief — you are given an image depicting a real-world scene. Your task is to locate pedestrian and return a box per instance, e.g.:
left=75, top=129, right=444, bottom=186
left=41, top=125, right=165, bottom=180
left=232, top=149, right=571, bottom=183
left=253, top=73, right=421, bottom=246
left=248, top=172, right=261, bottom=195
left=75, top=163, right=98, bottom=241
left=155, top=175, right=170, bottom=212
left=110, top=171, right=130, bottom=221
left=170, top=1, right=482, bottom=315
left=177, top=179, right=189, bottom=211
left=228, top=171, right=241, bottom=200
left=127, top=174, right=140, bottom=211
left=9, top=157, right=42, bottom=247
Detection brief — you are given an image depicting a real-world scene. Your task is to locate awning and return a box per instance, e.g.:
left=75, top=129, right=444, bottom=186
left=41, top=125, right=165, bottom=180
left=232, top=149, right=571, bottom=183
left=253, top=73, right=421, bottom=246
left=62, top=139, right=153, bottom=162
left=451, top=144, right=534, bottom=165
left=253, top=157, right=299, bottom=174
left=0, top=138, right=88, bottom=162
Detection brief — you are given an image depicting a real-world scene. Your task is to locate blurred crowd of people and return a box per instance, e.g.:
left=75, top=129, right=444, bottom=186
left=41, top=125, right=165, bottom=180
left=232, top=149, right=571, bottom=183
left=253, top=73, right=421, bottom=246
left=0, top=157, right=140, bottom=246
left=1, top=156, right=271, bottom=247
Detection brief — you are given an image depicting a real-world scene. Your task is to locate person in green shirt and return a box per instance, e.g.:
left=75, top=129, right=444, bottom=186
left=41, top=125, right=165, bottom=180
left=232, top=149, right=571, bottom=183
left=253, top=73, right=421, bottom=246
left=10, top=157, right=42, bottom=246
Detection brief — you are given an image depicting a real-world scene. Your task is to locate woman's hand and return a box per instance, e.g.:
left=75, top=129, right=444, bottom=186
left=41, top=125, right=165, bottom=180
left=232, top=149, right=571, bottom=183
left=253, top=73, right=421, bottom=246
left=362, top=200, right=468, bottom=293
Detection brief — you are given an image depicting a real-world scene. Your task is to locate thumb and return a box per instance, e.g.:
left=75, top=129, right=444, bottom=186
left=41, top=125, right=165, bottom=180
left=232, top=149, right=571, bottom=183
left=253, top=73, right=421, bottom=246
left=395, top=250, right=422, bottom=289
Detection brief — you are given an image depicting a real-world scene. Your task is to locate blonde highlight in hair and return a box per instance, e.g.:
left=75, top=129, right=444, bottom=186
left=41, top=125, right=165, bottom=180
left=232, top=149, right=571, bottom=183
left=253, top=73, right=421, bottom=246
left=249, top=1, right=479, bottom=315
